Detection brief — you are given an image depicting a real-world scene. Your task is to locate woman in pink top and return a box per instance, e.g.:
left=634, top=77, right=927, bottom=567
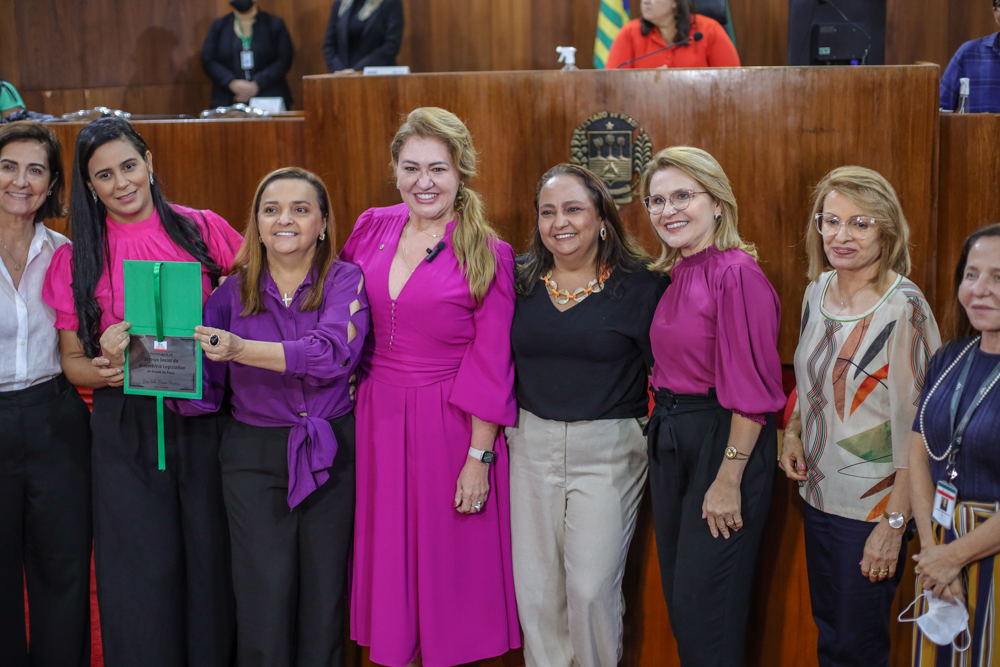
left=42, top=118, right=242, bottom=667
left=340, top=107, right=519, bottom=666
left=642, top=146, right=785, bottom=666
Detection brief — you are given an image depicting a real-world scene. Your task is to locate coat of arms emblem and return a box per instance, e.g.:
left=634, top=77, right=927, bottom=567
left=570, top=112, right=652, bottom=206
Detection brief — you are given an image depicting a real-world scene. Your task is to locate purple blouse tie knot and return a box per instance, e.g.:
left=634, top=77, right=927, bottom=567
left=285, top=414, right=339, bottom=510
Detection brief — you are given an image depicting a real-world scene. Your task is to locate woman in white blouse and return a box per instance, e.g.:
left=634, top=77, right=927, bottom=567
left=780, top=166, right=941, bottom=666
left=0, top=121, right=92, bottom=665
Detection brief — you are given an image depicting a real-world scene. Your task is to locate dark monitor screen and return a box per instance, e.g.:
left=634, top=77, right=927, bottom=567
left=787, top=0, right=886, bottom=66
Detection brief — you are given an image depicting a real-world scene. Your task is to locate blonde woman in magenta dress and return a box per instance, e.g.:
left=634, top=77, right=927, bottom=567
left=340, top=107, right=519, bottom=666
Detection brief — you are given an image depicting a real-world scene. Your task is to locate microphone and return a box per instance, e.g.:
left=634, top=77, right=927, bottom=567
left=425, top=241, right=446, bottom=263
left=614, top=32, right=703, bottom=69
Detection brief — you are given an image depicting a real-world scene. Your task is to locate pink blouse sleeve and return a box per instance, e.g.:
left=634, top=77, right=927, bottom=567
left=448, top=240, right=517, bottom=427
left=42, top=243, right=80, bottom=331
left=715, top=264, right=786, bottom=418
left=338, top=207, right=377, bottom=264
left=196, top=208, right=244, bottom=272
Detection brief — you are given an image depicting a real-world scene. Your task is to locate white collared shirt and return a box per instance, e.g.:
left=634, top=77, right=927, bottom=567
left=0, top=222, right=69, bottom=391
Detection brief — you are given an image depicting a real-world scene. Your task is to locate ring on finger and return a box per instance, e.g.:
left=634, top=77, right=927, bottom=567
left=210, top=334, right=220, bottom=347
left=725, top=519, right=735, bottom=526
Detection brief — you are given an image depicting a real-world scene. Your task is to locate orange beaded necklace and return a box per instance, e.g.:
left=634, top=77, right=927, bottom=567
left=541, top=265, right=612, bottom=305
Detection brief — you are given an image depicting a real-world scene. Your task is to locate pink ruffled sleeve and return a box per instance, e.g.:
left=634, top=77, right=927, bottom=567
left=338, top=207, right=377, bottom=264
left=192, top=207, right=244, bottom=272
left=448, top=241, right=517, bottom=427
left=715, top=264, right=786, bottom=419
left=41, top=243, right=80, bottom=331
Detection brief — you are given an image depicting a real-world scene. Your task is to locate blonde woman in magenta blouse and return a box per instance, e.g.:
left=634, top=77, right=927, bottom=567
left=781, top=167, right=940, bottom=666
left=643, top=146, right=785, bottom=667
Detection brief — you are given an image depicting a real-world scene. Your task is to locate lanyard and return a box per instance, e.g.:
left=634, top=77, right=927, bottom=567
left=234, top=18, right=253, bottom=52
left=945, top=349, right=1000, bottom=481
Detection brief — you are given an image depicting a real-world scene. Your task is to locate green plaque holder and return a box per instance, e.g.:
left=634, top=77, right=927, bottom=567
left=123, top=260, right=203, bottom=470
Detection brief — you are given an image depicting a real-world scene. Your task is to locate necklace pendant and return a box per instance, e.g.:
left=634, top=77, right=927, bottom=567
left=282, top=292, right=293, bottom=307
left=14, top=263, right=20, bottom=271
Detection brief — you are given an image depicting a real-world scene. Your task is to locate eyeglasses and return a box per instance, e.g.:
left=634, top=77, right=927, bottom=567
left=814, top=212, right=878, bottom=239
left=643, top=190, right=708, bottom=215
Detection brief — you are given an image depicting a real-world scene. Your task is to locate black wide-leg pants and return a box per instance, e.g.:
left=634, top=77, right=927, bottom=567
left=0, top=375, right=92, bottom=667
left=90, top=387, right=235, bottom=667
left=646, top=388, right=776, bottom=667
left=221, top=415, right=356, bottom=667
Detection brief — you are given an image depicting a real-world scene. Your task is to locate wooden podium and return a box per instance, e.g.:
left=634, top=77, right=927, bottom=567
left=304, top=66, right=941, bottom=364
left=302, top=66, right=940, bottom=667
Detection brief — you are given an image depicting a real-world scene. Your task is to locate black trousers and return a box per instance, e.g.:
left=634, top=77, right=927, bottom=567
left=803, top=502, right=908, bottom=667
left=221, top=415, right=356, bottom=667
left=0, top=375, right=92, bottom=667
left=646, top=388, right=776, bottom=667
left=90, top=388, right=235, bottom=667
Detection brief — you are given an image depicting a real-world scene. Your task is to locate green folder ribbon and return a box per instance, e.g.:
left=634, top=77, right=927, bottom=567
left=153, top=262, right=165, bottom=470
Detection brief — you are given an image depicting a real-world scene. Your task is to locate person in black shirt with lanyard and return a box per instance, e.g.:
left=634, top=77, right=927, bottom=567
left=908, top=223, right=1000, bottom=665
left=508, top=163, right=669, bottom=667
left=202, top=0, right=294, bottom=109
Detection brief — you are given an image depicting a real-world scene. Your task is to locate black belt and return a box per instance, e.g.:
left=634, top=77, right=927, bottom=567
left=645, top=387, right=724, bottom=463
left=0, top=373, right=72, bottom=407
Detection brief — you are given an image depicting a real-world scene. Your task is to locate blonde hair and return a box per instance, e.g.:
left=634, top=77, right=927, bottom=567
left=233, top=167, right=336, bottom=316
left=391, top=107, right=499, bottom=301
left=805, top=166, right=910, bottom=290
left=640, top=146, right=757, bottom=273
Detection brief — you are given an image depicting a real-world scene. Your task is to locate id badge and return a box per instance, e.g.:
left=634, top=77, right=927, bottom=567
left=932, top=480, right=958, bottom=529
left=240, top=50, right=254, bottom=70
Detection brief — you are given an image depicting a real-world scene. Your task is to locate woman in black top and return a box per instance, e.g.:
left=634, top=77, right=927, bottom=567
left=323, top=0, right=404, bottom=74
left=202, top=0, right=294, bottom=109
left=508, top=163, right=669, bottom=667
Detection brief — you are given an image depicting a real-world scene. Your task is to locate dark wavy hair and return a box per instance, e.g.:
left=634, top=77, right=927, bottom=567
left=951, top=223, right=1000, bottom=340
left=515, top=163, right=652, bottom=296
left=69, top=117, right=222, bottom=357
left=0, top=120, right=65, bottom=222
left=641, top=0, right=694, bottom=44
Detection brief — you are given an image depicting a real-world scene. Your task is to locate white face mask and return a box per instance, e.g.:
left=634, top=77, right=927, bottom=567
left=898, top=591, right=971, bottom=651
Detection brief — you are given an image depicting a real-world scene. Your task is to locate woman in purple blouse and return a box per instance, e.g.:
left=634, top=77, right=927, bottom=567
left=642, top=146, right=785, bottom=666
left=171, top=167, right=369, bottom=666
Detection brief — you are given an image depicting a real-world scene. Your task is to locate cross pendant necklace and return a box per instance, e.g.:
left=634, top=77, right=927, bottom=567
left=282, top=291, right=293, bottom=307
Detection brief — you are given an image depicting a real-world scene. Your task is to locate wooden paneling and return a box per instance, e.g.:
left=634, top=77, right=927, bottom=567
left=45, top=117, right=304, bottom=238
left=3, top=0, right=995, bottom=114
left=304, top=66, right=940, bottom=363
left=935, top=114, right=1000, bottom=334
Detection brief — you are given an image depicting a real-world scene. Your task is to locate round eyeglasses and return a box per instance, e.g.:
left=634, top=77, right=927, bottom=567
left=814, top=212, right=878, bottom=239
left=643, top=190, right=708, bottom=215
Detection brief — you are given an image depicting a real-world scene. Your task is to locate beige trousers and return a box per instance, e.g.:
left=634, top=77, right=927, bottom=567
left=506, top=409, right=648, bottom=667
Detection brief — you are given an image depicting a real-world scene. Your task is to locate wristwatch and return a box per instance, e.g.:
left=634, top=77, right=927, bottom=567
left=724, top=446, right=750, bottom=461
left=883, top=511, right=906, bottom=530
left=469, top=446, right=496, bottom=464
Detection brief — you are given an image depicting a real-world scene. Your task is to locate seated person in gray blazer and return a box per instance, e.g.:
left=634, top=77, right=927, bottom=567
left=323, top=0, right=404, bottom=73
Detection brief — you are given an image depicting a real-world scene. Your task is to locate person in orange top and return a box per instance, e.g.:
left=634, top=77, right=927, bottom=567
left=606, top=0, right=740, bottom=69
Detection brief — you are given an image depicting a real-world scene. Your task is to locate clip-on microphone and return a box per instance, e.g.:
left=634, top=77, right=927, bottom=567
left=425, top=241, right=446, bottom=263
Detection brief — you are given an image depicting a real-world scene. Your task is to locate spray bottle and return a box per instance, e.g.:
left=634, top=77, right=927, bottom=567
left=556, top=46, right=578, bottom=71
